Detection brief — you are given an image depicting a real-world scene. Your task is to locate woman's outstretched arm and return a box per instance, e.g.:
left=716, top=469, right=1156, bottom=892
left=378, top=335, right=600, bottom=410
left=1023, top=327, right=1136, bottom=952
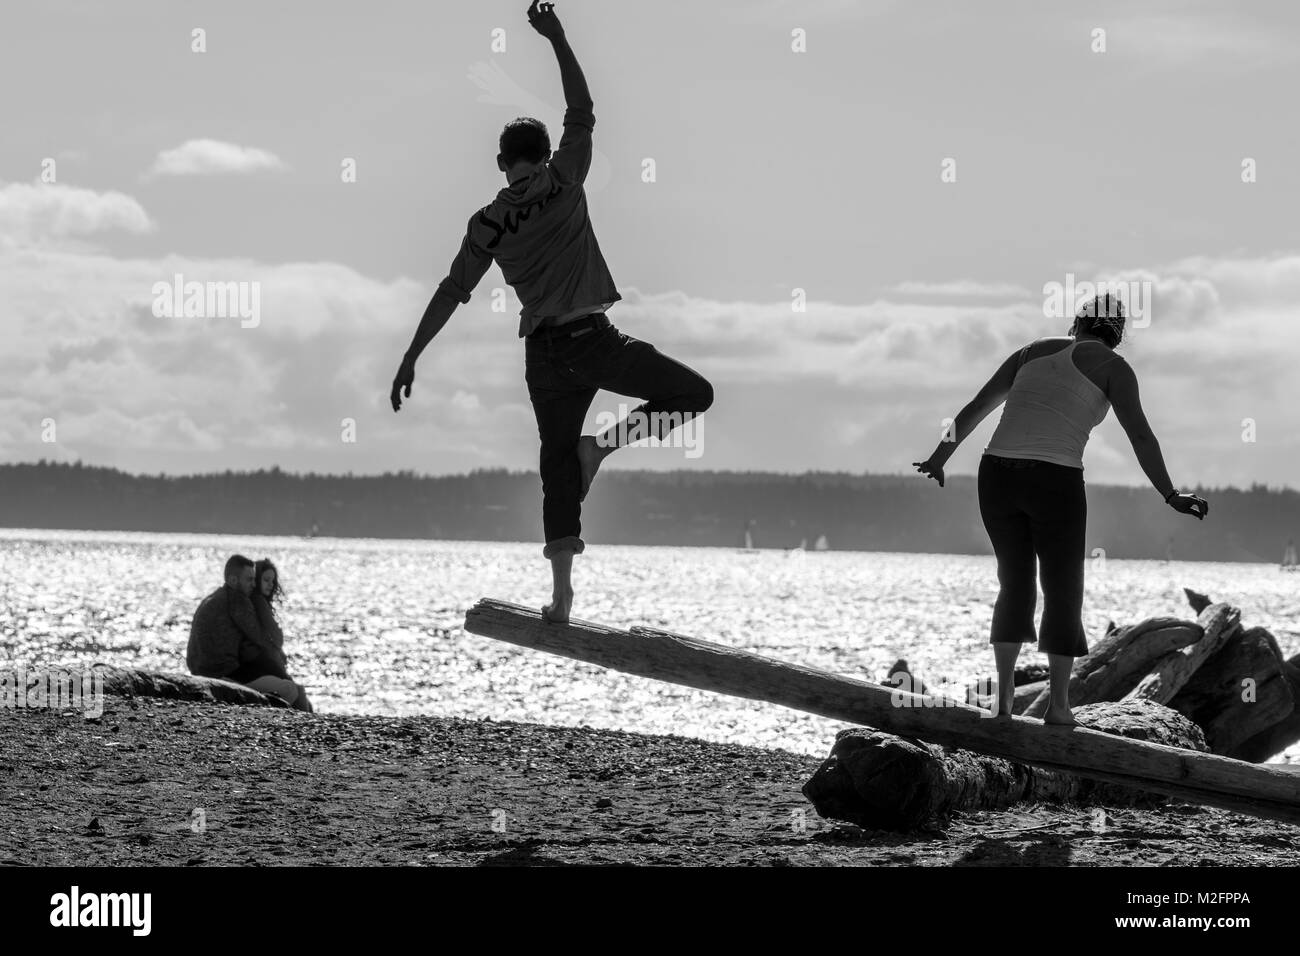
left=1108, top=358, right=1174, bottom=497
left=1108, top=358, right=1208, bottom=518
left=913, top=348, right=1023, bottom=486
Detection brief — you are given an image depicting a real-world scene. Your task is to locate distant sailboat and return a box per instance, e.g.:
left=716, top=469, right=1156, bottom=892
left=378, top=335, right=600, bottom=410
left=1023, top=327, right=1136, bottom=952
left=738, top=519, right=758, bottom=554
left=813, top=534, right=829, bottom=551
left=1284, top=539, right=1298, bottom=571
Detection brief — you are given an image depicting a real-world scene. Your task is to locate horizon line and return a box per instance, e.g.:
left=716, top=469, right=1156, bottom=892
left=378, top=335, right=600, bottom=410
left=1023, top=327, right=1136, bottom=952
left=3, top=459, right=1296, bottom=497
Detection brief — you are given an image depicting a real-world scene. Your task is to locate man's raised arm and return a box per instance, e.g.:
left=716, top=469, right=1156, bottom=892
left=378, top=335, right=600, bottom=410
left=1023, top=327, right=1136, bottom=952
left=527, top=1, right=592, bottom=110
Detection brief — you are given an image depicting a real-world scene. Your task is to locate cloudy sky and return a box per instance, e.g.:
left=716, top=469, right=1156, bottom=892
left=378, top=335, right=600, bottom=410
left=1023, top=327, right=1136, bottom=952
left=2, top=0, right=1298, bottom=489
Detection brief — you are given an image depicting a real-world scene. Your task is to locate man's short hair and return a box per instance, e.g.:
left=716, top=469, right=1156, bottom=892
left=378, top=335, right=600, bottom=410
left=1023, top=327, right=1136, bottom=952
left=224, top=554, right=254, bottom=580
left=499, top=117, right=551, bottom=167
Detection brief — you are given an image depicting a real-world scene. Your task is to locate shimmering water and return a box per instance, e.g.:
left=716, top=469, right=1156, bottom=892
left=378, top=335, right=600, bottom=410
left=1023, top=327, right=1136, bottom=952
left=2, top=529, right=1297, bottom=757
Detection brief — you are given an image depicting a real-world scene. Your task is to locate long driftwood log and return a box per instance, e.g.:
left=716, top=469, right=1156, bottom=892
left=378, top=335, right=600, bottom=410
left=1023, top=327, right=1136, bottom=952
left=464, top=599, right=1300, bottom=825
left=94, top=666, right=290, bottom=707
left=803, top=699, right=1208, bottom=831
left=0, top=664, right=289, bottom=709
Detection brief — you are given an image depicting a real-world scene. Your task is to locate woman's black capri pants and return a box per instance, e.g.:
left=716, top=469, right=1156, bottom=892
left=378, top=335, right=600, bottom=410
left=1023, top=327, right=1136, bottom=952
left=977, top=453, right=1089, bottom=657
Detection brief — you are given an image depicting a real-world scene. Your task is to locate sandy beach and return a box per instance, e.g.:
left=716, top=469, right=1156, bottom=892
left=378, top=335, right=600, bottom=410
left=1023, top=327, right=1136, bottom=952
left=4, top=696, right=1299, bottom=867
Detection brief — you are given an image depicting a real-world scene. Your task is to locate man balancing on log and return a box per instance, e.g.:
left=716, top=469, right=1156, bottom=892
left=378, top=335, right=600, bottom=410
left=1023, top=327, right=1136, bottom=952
left=913, top=294, right=1209, bottom=726
left=390, top=1, right=713, bottom=624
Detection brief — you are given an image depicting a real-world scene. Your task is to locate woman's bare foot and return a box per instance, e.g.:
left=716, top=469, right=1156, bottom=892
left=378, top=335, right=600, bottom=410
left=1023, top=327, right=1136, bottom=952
left=577, top=435, right=605, bottom=501
left=541, top=588, right=575, bottom=624
left=1043, top=705, right=1078, bottom=726
left=995, top=695, right=1016, bottom=718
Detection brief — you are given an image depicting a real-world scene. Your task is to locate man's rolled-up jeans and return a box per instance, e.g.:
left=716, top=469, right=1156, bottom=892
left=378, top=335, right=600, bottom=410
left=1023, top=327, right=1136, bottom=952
left=524, top=313, right=713, bottom=558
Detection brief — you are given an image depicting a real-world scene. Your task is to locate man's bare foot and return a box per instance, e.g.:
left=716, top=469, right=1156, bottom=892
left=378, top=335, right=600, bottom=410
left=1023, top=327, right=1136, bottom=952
left=1043, top=705, right=1078, bottom=726
left=541, top=588, right=574, bottom=624
left=577, top=435, right=605, bottom=502
left=995, top=696, right=1016, bottom=718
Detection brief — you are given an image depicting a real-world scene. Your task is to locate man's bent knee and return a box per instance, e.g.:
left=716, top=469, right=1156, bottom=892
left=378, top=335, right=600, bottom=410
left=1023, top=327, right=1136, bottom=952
left=691, top=377, right=714, bottom=414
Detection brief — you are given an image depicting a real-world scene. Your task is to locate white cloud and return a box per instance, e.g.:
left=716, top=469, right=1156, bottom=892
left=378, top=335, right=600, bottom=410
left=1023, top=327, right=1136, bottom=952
left=146, top=139, right=288, bottom=178
left=2, top=177, right=1298, bottom=487
left=891, top=280, right=1033, bottom=298
left=0, top=181, right=154, bottom=242
left=0, top=230, right=526, bottom=474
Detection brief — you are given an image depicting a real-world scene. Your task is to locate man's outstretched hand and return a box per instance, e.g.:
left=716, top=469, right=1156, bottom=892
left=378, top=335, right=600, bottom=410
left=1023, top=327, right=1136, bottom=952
left=390, top=357, right=415, bottom=412
left=527, top=0, right=565, bottom=40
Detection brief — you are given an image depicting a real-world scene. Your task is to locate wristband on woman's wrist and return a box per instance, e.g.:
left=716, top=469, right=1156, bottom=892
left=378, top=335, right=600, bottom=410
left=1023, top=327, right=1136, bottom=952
left=1163, top=488, right=1179, bottom=503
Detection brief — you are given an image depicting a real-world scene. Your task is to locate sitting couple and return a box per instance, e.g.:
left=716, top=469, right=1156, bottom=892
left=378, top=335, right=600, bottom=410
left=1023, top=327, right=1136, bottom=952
left=186, top=554, right=313, bottom=712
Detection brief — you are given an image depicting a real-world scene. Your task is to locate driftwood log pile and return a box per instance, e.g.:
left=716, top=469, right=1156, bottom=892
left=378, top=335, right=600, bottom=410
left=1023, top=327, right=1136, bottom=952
left=804, top=588, right=1300, bottom=830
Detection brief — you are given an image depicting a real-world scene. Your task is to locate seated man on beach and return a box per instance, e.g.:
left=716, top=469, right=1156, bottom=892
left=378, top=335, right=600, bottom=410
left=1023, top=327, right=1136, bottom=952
left=186, top=554, right=313, bottom=712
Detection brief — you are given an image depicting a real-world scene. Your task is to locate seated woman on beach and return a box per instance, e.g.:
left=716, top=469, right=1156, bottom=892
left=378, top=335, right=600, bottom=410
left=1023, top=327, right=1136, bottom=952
left=913, top=294, right=1208, bottom=725
left=248, top=558, right=313, bottom=713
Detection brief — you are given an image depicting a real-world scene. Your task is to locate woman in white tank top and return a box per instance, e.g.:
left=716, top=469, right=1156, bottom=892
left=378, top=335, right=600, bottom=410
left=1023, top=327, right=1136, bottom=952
left=912, top=295, right=1208, bottom=726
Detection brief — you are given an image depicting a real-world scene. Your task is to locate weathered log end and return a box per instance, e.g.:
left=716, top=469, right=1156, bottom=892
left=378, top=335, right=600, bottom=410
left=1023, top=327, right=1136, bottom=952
left=804, top=700, right=1209, bottom=832
left=802, top=730, right=955, bottom=831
